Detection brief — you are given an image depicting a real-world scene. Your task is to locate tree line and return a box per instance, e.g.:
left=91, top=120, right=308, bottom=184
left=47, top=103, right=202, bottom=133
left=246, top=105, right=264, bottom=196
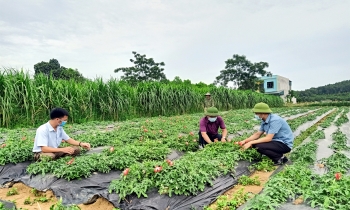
left=34, top=51, right=272, bottom=92
left=295, top=80, right=350, bottom=102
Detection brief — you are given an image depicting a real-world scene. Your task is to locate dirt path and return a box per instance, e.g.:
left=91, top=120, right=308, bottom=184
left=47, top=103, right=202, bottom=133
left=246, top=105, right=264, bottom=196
left=208, top=170, right=275, bottom=209
left=0, top=183, right=116, bottom=210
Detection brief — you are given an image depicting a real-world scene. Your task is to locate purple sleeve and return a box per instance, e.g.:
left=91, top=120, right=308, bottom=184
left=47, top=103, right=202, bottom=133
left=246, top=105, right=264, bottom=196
left=218, top=117, right=226, bottom=129
left=199, top=118, right=207, bottom=132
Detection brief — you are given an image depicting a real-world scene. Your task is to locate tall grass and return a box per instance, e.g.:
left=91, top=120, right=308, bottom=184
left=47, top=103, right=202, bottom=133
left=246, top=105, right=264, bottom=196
left=0, top=69, right=284, bottom=128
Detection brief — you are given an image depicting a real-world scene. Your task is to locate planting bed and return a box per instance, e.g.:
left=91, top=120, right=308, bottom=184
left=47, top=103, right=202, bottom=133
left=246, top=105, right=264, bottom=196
left=0, top=106, right=349, bottom=210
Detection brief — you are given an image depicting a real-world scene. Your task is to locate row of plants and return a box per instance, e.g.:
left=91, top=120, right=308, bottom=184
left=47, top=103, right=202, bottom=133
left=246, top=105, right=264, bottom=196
left=319, top=107, right=342, bottom=128
left=0, top=106, right=305, bottom=166
left=108, top=138, right=262, bottom=200
left=330, top=129, right=349, bottom=151
left=26, top=139, right=193, bottom=180
left=286, top=107, right=332, bottom=131
left=243, top=109, right=350, bottom=209
left=334, top=107, right=349, bottom=126
left=204, top=106, right=335, bottom=210
left=106, top=107, right=333, bottom=202
left=278, top=107, right=319, bottom=117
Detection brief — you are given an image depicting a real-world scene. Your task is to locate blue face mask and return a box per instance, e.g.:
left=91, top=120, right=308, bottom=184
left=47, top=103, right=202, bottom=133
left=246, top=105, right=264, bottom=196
left=254, top=115, right=262, bottom=121
left=208, top=117, right=217, bottom=122
left=59, top=121, right=67, bottom=127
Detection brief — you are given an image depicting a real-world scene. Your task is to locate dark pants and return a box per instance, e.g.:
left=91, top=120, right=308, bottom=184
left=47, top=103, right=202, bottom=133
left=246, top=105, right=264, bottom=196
left=198, top=131, right=222, bottom=147
left=33, top=146, right=81, bottom=161
left=253, top=141, right=291, bottom=163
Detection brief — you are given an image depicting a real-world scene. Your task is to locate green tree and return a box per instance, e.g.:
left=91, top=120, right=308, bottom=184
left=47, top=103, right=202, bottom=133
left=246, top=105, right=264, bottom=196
left=114, top=51, right=167, bottom=84
left=58, top=68, right=86, bottom=82
left=214, top=54, right=271, bottom=90
left=295, top=80, right=350, bottom=102
left=172, top=76, right=183, bottom=84
left=34, top=59, right=86, bottom=81
left=34, top=58, right=61, bottom=77
left=286, top=90, right=296, bottom=103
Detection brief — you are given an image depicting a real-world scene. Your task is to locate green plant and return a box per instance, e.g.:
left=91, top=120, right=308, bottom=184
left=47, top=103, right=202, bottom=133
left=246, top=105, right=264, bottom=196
left=249, top=157, right=275, bottom=172
left=34, top=196, right=50, bottom=203
left=24, top=197, right=31, bottom=205
left=6, top=188, right=18, bottom=196
left=238, top=175, right=261, bottom=186
left=216, top=188, right=251, bottom=209
left=30, top=188, right=41, bottom=197
left=49, top=198, right=80, bottom=210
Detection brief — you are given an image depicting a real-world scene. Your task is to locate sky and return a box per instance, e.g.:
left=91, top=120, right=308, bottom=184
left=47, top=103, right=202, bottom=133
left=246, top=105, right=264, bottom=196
left=0, top=0, right=349, bottom=91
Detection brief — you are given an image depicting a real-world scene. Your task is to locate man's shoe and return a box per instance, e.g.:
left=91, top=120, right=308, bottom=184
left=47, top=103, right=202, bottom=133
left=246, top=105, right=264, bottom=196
left=274, top=156, right=288, bottom=166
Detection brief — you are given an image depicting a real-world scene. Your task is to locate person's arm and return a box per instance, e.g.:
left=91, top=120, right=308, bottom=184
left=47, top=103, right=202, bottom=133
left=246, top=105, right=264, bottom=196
left=249, top=134, right=274, bottom=144
left=62, top=129, right=91, bottom=150
left=201, top=132, right=213, bottom=144
left=242, top=131, right=264, bottom=143
left=65, top=138, right=91, bottom=150
left=200, top=119, right=213, bottom=144
left=65, top=138, right=80, bottom=146
left=41, top=146, right=70, bottom=153
left=219, top=118, right=227, bottom=142
left=221, top=128, right=228, bottom=142
left=242, top=133, right=274, bottom=149
left=243, top=119, right=282, bottom=149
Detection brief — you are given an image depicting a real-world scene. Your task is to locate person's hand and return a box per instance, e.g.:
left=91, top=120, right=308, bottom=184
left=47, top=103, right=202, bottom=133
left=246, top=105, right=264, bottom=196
left=240, top=140, right=247, bottom=145
left=80, top=142, right=91, bottom=150
left=214, top=138, right=219, bottom=143
left=242, top=141, right=252, bottom=150
left=62, top=147, right=75, bottom=154
left=221, top=137, right=226, bottom=142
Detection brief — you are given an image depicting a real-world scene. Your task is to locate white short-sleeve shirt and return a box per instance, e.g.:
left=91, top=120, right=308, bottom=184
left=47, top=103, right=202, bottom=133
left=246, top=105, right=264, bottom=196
left=32, top=122, right=70, bottom=152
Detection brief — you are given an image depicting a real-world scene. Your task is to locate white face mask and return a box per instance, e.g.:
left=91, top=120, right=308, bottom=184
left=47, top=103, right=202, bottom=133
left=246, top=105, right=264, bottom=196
left=254, top=115, right=262, bottom=121
left=208, top=117, right=217, bottom=122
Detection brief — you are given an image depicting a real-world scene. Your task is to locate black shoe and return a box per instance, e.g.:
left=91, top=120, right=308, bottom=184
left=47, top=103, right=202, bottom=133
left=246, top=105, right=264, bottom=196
left=274, top=156, right=288, bottom=166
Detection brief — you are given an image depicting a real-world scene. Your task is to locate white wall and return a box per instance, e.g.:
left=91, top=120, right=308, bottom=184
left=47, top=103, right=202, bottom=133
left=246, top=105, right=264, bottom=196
left=277, top=75, right=291, bottom=101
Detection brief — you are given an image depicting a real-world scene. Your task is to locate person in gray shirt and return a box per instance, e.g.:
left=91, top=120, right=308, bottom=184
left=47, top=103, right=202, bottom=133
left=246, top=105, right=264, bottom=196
left=32, top=107, right=91, bottom=161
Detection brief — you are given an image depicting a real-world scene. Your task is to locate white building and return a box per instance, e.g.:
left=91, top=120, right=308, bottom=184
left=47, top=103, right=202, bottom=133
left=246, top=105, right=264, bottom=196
left=259, top=75, right=296, bottom=103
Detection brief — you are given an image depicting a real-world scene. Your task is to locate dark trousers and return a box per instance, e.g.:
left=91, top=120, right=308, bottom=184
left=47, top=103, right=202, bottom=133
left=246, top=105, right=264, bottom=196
left=253, top=141, right=291, bottom=163
left=198, top=131, right=222, bottom=147
left=33, top=146, right=81, bottom=161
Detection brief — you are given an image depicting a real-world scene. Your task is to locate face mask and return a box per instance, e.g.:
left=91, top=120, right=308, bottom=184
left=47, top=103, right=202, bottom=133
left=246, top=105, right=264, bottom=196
left=59, top=121, right=67, bottom=127
left=208, top=117, right=217, bottom=122
left=254, top=115, right=262, bottom=121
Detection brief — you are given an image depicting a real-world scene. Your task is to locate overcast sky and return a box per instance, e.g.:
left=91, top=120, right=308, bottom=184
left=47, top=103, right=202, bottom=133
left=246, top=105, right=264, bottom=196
left=0, top=0, right=349, bottom=90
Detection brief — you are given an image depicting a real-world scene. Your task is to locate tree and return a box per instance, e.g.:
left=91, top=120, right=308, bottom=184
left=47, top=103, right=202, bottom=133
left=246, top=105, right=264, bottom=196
left=286, top=90, right=296, bottom=103
left=172, top=76, right=183, bottom=84
left=114, top=51, right=167, bottom=84
left=34, top=59, right=86, bottom=81
left=34, top=58, right=61, bottom=77
left=59, top=68, right=86, bottom=82
left=214, top=54, right=271, bottom=90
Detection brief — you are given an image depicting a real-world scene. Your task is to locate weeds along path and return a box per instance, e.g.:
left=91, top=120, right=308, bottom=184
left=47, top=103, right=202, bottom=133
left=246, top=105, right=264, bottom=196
left=290, top=107, right=334, bottom=138
left=282, top=107, right=321, bottom=121
left=339, top=109, right=350, bottom=146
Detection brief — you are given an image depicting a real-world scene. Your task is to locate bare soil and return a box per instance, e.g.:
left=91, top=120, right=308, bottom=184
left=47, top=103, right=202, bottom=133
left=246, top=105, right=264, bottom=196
left=209, top=170, right=275, bottom=209
left=0, top=183, right=116, bottom=210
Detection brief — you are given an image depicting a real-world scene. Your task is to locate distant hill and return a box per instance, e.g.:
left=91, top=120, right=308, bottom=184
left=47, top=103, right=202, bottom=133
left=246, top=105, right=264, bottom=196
left=295, top=80, right=350, bottom=102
